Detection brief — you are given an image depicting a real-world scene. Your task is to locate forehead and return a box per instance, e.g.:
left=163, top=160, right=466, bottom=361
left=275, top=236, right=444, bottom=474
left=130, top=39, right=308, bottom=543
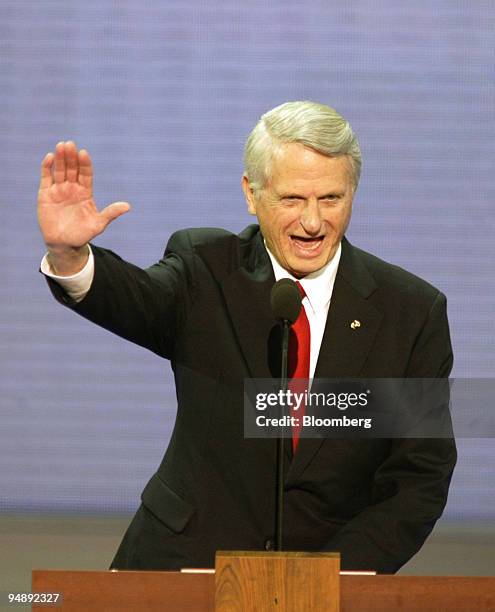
left=268, top=143, right=352, bottom=192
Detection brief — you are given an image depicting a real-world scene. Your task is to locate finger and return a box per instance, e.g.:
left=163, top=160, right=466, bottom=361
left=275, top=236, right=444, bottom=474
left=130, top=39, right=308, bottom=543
left=78, top=148, right=93, bottom=191
left=53, top=141, right=66, bottom=184
left=65, top=141, right=79, bottom=182
left=39, top=153, right=54, bottom=190
left=99, top=202, right=131, bottom=226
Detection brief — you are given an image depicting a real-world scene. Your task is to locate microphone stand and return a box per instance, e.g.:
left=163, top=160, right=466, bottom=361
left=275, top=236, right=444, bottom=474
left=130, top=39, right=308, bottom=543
left=275, top=318, right=290, bottom=551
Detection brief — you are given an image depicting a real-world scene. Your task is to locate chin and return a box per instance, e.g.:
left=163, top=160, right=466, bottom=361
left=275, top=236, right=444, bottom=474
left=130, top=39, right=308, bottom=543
left=290, top=260, right=324, bottom=277
left=285, top=242, right=336, bottom=277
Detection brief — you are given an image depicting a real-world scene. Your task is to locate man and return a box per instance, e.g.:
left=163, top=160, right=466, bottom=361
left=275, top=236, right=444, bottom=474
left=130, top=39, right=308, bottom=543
left=38, top=101, right=456, bottom=573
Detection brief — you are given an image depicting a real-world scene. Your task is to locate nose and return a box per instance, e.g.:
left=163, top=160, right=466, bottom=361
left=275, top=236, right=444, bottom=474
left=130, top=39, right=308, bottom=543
left=300, top=198, right=322, bottom=235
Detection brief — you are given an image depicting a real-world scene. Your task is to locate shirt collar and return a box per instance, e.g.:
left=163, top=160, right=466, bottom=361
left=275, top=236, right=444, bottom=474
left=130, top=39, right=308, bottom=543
left=265, top=241, right=342, bottom=314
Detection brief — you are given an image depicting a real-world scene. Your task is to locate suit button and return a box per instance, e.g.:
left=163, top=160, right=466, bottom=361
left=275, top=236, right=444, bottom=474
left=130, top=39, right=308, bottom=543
left=264, top=539, right=274, bottom=551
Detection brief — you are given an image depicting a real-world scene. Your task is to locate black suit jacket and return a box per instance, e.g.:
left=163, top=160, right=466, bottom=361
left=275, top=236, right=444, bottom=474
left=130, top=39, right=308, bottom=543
left=46, top=225, right=456, bottom=573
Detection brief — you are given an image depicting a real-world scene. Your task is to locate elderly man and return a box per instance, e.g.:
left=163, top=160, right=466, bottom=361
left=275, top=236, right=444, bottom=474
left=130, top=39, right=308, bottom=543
left=38, top=101, right=456, bottom=573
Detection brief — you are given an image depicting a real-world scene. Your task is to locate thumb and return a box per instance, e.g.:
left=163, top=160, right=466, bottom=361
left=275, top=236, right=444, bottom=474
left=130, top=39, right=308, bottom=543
left=99, top=201, right=131, bottom=225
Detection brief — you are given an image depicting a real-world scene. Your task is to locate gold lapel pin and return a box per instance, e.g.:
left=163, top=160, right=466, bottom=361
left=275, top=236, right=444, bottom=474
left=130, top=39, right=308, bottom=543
left=350, top=320, right=361, bottom=330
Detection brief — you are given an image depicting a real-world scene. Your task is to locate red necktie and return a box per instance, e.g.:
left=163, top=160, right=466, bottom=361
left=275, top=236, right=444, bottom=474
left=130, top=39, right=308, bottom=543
left=288, top=281, right=311, bottom=452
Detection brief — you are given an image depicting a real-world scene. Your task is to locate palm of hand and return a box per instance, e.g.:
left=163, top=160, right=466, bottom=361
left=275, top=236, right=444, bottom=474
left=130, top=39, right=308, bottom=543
left=38, top=181, right=103, bottom=248
left=38, top=141, right=130, bottom=250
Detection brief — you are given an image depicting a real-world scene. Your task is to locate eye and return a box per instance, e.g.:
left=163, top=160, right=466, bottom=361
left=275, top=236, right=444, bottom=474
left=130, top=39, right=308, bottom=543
left=281, top=196, right=303, bottom=205
left=319, top=194, right=340, bottom=205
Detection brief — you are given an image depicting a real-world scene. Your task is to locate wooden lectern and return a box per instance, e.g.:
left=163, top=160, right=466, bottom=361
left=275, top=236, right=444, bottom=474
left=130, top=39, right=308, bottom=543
left=215, top=551, right=339, bottom=611
left=32, top=551, right=495, bottom=611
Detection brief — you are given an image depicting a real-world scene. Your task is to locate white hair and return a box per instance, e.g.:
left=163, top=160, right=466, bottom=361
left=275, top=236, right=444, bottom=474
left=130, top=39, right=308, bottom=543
left=244, top=101, right=362, bottom=194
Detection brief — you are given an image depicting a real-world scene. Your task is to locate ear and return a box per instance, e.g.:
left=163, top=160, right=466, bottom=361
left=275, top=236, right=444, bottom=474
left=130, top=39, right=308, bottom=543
left=242, top=175, right=257, bottom=215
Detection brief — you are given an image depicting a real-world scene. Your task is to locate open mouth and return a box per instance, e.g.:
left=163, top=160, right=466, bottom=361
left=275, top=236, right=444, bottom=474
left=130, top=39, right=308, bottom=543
left=290, top=235, right=325, bottom=254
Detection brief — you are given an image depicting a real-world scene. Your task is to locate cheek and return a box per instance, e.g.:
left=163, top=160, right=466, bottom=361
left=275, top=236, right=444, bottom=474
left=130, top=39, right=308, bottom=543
left=278, top=210, right=302, bottom=231
left=327, top=206, right=352, bottom=230
left=264, top=211, right=298, bottom=236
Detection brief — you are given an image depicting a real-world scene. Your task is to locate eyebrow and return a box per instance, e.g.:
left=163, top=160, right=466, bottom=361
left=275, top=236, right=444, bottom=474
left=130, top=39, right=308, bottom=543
left=318, top=192, right=343, bottom=199
left=278, top=191, right=343, bottom=199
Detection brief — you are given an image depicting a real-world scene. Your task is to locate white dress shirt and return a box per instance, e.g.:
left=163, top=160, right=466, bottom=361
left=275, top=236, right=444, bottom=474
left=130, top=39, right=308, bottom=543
left=265, top=243, right=341, bottom=379
left=40, top=247, right=95, bottom=303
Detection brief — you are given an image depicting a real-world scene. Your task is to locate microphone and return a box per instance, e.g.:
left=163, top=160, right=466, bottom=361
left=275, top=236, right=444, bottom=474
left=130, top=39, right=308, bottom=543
left=270, top=278, right=302, bottom=551
left=270, top=278, right=302, bottom=388
left=271, top=278, right=302, bottom=324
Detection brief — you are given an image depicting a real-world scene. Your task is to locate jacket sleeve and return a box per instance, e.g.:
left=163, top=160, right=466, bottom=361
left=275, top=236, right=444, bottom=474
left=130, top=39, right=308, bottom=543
left=43, top=232, right=195, bottom=360
left=324, top=291, right=457, bottom=573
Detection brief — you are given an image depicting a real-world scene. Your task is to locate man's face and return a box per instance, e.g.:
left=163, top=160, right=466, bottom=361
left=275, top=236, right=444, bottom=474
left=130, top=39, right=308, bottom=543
left=243, top=143, right=355, bottom=277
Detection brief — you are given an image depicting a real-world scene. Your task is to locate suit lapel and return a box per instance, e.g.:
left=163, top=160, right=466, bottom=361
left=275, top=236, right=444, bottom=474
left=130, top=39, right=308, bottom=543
left=313, top=241, right=383, bottom=380
left=222, top=232, right=298, bottom=466
left=220, top=230, right=278, bottom=380
left=287, top=238, right=384, bottom=482
left=220, top=229, right=293, bottom=462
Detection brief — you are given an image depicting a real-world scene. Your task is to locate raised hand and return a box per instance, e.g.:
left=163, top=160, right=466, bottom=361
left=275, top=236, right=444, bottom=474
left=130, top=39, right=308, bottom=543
left=38, top=141, right=130, bottom=274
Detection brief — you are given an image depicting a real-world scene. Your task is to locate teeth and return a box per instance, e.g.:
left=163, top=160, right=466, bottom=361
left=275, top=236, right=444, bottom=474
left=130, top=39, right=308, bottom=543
left=292, top=237, right=322, bottom=251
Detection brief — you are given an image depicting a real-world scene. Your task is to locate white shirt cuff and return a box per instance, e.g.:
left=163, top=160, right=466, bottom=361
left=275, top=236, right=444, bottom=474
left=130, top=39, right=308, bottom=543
left=40, top=246, right=95, bottom=303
